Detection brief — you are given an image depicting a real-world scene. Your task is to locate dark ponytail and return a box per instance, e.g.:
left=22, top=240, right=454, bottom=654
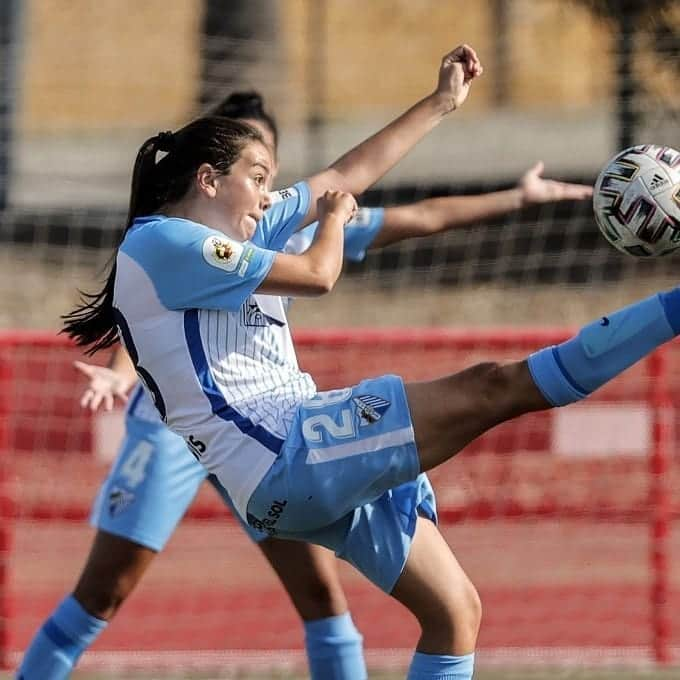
left=210, top=90, right=278, bottom=150
left=62, top=117, right=264, bottom=354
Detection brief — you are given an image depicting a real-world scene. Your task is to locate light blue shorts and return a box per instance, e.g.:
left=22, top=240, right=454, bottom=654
left=91, top=415, right=268, bottom=551
left=247, top=374, right=437, bottom=592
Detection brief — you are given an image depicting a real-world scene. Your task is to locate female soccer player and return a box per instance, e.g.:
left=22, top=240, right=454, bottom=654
left=20, top=44, right=485, bottom=680
left=61, top=77, right=680, bottom=680
left=19, top=78, right=594, bottom=679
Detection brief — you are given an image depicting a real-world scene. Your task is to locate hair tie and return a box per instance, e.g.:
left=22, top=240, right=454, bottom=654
left=155, top=130, right=175, bottom=153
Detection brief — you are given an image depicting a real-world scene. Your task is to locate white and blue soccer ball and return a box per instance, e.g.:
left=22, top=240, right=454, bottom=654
left=593, top=145, right=680, bottom=256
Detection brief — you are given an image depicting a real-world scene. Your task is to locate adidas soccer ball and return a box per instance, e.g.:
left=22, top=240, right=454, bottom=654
left=593, top=145, right=680, bottom=256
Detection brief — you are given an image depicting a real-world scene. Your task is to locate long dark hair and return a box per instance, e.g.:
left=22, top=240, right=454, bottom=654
left=62, top=116, right=264, bottom=354
left=210, top=91, right=278, bottom=151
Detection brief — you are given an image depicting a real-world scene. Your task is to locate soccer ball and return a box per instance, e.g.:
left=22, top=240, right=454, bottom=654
left=593, top=145, right=680, bottom=256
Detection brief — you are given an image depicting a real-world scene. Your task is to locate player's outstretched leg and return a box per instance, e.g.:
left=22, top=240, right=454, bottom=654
left=407, top=289, right=680, bottom=472
left=391, top=517, right=480, bottom=680
left=259, top=538, right=367, bottom=680
left=16, top=531, right=155, bottom=680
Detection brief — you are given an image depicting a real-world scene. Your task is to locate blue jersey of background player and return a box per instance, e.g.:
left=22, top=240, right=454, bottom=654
left=18, top=84, right=593, bottom=680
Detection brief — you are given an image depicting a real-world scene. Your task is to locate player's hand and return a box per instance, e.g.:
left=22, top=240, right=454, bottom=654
left=317, top=190, right=358, bottom=225
left=434, top=44, right=483, bottom=112
left=74, top=360, right=132, bottom=412
left=519, top=161, right=593, bottom=205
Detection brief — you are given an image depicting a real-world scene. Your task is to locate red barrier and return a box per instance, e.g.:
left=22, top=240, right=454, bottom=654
left=1, top=329, right=677, bottom=669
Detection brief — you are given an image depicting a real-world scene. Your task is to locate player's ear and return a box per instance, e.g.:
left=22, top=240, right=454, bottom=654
left=196, top=163, right=218, bottom=198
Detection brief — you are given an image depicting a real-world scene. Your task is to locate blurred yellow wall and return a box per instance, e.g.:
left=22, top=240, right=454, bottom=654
left=20, top=0, right=203, bottom=132
left=19, top=0, right=616, bottom=133
left=504, top=0, right=613, bottom=108
left=279, top=0, right=494, bottom=117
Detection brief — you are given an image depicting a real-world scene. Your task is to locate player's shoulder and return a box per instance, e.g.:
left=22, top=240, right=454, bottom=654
left=268, top=180, right=310, bottom=207
left=124, top=215, right=217, bottom=250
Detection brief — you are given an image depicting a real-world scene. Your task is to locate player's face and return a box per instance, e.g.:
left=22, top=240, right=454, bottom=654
left=214, top=140, right=273, bottom=241
left=240, top=118, right=278, bottom=186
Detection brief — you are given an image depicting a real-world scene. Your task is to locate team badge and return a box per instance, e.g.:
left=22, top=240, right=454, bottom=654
left=202, top=235, right=243, bottom=272
left=215, top=240, right=233, bottom=260
left=353, top=394, right=391, bottom=427
left=243, top=299, right=268, bottom=326
left=108, top=486, right=135, bottom=517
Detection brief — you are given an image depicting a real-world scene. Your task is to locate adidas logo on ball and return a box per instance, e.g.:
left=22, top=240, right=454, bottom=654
left=649, top=173, right=668, bottom=191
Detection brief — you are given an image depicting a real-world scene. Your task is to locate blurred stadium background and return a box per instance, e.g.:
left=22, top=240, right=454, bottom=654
left=1, top=0, right=680, bottom=677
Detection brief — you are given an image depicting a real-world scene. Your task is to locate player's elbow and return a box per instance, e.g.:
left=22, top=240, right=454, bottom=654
left=304, top=262, right=340, bottom=296
left=414, top=204, right=443, bottom=235
left=322, top=166, right=362, bottom=196
left=308, top=270, right=338, bottom=296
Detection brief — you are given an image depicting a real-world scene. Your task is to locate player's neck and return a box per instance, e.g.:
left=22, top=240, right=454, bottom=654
left=158, top=198, right=233, bottom=237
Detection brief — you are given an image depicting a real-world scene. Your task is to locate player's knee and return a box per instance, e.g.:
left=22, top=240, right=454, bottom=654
left=294, top=578, right=348, bottom=620
left=462, top=580, right=482, bottom=639
left=73, top=582, right=129, bottom=621
left=286, top=574, right=347, bottom=621
left=420, top=580, right=482, bottom=651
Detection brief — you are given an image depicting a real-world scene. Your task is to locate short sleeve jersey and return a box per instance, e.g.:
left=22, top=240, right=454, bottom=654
left=114, top=181, right=315, bottom=518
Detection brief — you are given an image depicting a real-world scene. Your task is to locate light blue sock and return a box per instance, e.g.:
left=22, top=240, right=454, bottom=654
left=17, top=595, right=107, bottom=680
left=527, top=289, right=680, bottom=406
left=407, top=651, right=475, bottom=679
left=304, top=612, right=367, bottom=680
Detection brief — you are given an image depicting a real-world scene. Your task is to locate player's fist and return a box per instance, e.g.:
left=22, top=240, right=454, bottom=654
left=317, top=190, right=358, bottom=225
left=435, top=44, right=483, bottom=112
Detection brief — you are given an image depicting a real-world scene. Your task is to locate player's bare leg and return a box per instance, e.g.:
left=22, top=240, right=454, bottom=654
left=391, top=517, right=480, bottom=677
left=73, top=530, right=156, bottom=619
left=408, top=287, right=680, bottom=473
left=15, top=531, right=149, bottom=679
left=259, top=538, right=367, bottom=680
left=406, top=359, right=546, bottom=472
left=19, top=531, right=366, bottom=680
left=259, top=538, right=348, bottom=619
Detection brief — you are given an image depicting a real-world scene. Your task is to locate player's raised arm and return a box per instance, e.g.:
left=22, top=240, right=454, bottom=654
left=368, top=162, right=594, bottom=248
left=257, top=190, right=357, bottom=296
left=302, top=44, right=483, bottom=224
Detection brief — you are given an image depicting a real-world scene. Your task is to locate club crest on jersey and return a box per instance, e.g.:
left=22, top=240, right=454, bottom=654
left=108, top=486, right=135, bottom=517
left=353, top=394, right=390, bottom=427
left=243, top=299, right=268, bottom=326
left=202, top=235, right=243, bottom=272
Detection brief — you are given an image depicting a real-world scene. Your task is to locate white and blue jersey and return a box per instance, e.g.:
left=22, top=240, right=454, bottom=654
left=112, top=182, right=315, bottom=521
left=102, top=189, right=437, bottom=593
left=92, top=197, right=385, bottom=549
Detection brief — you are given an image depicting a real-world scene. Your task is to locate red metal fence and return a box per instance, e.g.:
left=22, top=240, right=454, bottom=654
left=2, top=329, right=678, bottom=672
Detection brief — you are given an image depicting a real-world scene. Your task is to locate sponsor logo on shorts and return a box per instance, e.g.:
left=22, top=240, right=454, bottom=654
left=353, top=394, right=391, bottom=427
left=108, top=486, right=135, bottom=517
left=247, top=499, right=288, bottom=536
